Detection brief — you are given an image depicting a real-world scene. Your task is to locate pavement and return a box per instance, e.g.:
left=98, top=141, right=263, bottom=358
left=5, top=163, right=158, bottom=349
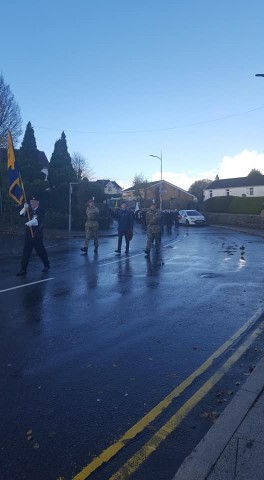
left=173, top=225, right=264, bottom=479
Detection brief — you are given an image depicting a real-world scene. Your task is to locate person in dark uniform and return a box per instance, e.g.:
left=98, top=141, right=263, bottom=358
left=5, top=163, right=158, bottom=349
left=16, top=196, right=50, bottom=276
left=115, top=202, right=134, bottom=255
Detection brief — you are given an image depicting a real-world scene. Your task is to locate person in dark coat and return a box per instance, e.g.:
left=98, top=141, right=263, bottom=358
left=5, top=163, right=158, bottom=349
left=115, top=202, right=134, bottom=254
left=16, top=196, right=50, bottom=276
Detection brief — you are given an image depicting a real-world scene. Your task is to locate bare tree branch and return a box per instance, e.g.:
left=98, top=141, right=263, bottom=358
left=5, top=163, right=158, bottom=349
left=71, top=152, right=94, bottom=181
left=0, top=74, right=22, bottom=147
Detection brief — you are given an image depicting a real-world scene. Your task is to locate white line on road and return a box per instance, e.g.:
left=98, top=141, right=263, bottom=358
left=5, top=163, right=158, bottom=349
left=99, top=253, right=144, bottom=267
left=99, top=238, right=182, bottom=267
left=0, top=278, right=54, bottom=294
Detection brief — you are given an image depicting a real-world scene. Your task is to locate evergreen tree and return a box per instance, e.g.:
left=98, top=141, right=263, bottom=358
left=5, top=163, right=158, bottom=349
left=48, top=131, right=77, bottom=187
left=18, top=121, right=47, bottom=201
left=18, top=122, right=44, bottom=183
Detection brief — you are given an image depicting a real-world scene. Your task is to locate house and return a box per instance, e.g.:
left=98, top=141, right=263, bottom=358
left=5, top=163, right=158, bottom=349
left=0, top=148, right=49, bottom=180
left=122, top=180, right=194, bottom=208
left=96, top=179, right=123, bottom=196
left=203, top=176, right=264, bottom=200
left=37, top=151, right=49, bottom=180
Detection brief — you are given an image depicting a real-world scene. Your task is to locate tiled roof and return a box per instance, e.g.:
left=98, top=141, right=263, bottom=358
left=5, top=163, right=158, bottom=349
left=205, top=176, right=264, bottom=189
left=0, top=148, right=49, bottom=169
left=96, top=179, right=122, bottom=189
left=123, top=180, right=193, bottom=197
left=38, top=151, right=49, bottom=168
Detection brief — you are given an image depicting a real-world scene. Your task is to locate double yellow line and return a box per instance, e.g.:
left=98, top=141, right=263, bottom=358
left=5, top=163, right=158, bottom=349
left=72, top=308, right=264, bottom=480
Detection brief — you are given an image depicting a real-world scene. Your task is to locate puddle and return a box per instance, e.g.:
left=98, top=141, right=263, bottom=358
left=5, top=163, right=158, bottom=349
left=200, top=273, right=217, bottom=278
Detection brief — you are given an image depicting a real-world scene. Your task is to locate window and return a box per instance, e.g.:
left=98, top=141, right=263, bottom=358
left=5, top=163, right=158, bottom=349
left=249, top=187, right=254, bottom=196
left=209, top=190, right=213, bottom=198
left=226, top=189, right=230, bottom=196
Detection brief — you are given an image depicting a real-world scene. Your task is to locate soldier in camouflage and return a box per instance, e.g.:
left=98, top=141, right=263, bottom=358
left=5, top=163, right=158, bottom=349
left=145, top=202, right=162, bottom=256
left=81, top=199, right=99, bottom=254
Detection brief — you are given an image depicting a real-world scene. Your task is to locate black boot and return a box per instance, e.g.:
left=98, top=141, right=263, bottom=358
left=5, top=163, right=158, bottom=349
left=81, top=247, right=88, bottom=253
left=42, top=265, right=50, bottom=273
left=16, top=269, right=26, bottom=276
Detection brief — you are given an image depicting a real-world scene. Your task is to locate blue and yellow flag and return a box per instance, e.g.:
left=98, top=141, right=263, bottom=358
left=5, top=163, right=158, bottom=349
left=7, top=131, right=24, bottom=205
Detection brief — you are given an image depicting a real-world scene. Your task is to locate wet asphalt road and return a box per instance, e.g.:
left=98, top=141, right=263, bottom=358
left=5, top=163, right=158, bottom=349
left=1, top=224, right=264, bottom=480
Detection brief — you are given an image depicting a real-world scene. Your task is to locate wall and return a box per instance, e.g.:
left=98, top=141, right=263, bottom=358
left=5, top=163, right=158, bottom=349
left=205, top=212, right=264, bottom=229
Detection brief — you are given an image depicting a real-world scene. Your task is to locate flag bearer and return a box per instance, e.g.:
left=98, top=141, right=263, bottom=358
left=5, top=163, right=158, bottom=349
left=16, top=196, right=50, bottom=276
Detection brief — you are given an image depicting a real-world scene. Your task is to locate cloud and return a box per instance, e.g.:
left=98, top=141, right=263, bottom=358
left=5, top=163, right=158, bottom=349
left=152, top=170, right=216, bottom=191
left=118, top=150, right=264, bottom=192
left=218, top=150, right=264, bottom=179
left=116, top=179, right=132, bottom=190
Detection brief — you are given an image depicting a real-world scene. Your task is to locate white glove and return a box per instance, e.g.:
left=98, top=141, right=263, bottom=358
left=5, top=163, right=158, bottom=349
left=25, top=216, right=38, bottom=227
left=19, top=203, right=29, bottom=215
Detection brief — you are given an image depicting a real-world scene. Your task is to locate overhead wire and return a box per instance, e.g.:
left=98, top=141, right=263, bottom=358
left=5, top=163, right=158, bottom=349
left=32, top=104, right=264, bottom=135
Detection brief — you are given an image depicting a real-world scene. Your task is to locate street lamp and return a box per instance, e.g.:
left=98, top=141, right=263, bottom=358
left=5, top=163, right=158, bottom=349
left=255, top=74, right=264, bottom=77
left=149, top=151, right=163, bottom=210
left=68, top=182, right=78, bottom=233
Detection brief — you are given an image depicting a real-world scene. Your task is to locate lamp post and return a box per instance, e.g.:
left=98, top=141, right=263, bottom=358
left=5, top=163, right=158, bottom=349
left=149, top=151, right=163, bottom=210
left=68, top=182, right=78, bottom=233
left=255, top=74, right=264, bottom=77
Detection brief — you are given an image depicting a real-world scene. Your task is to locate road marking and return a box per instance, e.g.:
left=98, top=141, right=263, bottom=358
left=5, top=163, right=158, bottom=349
left=71, top=307, right=264, bottom=480
left=109, top=319, right=264, bottom=480
left=98, top=238, right=182, bottom=267
left=99, top=253, right=145, bottom=267
left=0, top=278, right=54, bottom=293
left=0, top=237, right=181, bottom=292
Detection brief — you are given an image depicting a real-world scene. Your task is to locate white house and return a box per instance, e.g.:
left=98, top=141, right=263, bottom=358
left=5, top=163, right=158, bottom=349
left=203, top=176, right=264, bottom=200
left=96, top=179, right=122, bottom=195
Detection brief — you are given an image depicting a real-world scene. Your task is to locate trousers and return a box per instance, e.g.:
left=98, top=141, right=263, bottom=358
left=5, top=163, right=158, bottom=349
left=21, top=235, right=49, bottom=271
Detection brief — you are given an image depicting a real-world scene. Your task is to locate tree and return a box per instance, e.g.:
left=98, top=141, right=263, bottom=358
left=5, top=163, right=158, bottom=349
left=132, top=172, right=148, bottom=186
left=48, top=131, right=77, bottom=188
left=71, top=152, right=94, bottom=181
left=18, top=122, right=44, bottom=182
left=0, top=73, right=22, bottom=147
left=189, top=179, right=213, bottom=202
left=16, top=122, right=47, bottom=202
left=132, top=172, right=148, bottom=202
left=248, top=168, right=263, bottom=177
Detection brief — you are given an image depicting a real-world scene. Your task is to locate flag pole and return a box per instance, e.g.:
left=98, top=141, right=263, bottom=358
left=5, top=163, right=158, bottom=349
left=19, top=173, right=34, bottom=239
left=7, top=130, right=34, bottom=238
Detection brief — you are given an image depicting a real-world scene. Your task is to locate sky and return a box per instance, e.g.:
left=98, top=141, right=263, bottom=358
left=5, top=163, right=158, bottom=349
left=2, top=0, right=264, bottom=190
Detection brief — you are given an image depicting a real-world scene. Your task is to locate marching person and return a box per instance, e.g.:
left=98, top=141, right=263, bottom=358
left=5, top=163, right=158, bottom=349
left=115, top=202, right=134, bottom=255
left=145, top=201, right=162, bottom=256
left=16, top=196, right=50, bottom=276
left=81, top=198, right=99, bottom=254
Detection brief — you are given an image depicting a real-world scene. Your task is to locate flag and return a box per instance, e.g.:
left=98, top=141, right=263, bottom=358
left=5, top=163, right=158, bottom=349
left=7, top=131, right=24, bottom=205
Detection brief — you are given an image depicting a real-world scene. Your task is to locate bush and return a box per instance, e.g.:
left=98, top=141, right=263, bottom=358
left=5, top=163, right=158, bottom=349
left=203, top=196, right=264, bottom=214
left=44, top=211, right=68, bottom=229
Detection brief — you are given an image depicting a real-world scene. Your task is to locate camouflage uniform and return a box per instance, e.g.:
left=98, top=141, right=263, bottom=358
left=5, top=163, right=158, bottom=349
left=145, top=207, right=161, bottom=254
left=84, top=205, right=99, bottom=250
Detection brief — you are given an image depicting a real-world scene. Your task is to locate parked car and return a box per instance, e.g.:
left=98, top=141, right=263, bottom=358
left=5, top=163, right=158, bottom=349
left=178, top=209, right=207, bottom=226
